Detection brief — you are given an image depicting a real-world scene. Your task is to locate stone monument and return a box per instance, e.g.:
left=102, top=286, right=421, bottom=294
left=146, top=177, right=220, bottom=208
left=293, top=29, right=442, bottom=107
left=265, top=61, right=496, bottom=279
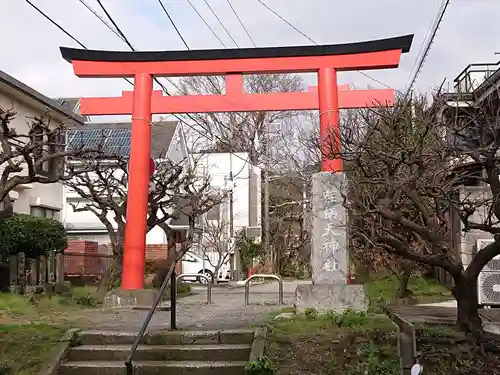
left=295, top=172, right=368, bottom=312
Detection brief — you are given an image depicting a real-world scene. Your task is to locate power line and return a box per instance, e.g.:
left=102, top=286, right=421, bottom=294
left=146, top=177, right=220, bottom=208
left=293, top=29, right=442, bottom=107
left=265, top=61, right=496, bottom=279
left=77, top=0, right=125, bottom=42
left=25, top=0, right=87, bottom=49
left=93, top=0, right=196, bottom=101
left=405, top=1, right=442, bottom=89
left=225, top=0, right=256, bottom=47
left=157, top=0, right=189, bottom=49
left=95, top=0, right=135, bottom=52
left=256, top=0, right=315, bottom=44
left=92, top=0, right=235, bottom=138
left=153, top=1, right=266, bottom=151
left=186, top=0, right=227, bottom=48
left=256, top=0, right=392, bottom=90
left=406, top=0, right=451, bottom=93
left=203, top=0, right=239, bottom=47
left=25, top=0, right=252, bottom=170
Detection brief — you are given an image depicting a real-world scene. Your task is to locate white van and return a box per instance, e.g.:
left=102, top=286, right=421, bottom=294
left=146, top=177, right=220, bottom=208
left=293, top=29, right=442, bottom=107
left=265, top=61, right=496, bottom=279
left=181, top=251, right=231, bottom=283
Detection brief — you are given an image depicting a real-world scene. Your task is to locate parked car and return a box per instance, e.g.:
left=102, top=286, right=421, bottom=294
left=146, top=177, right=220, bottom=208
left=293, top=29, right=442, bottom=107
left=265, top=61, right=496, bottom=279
left=181, top=251, right=230, bottom=284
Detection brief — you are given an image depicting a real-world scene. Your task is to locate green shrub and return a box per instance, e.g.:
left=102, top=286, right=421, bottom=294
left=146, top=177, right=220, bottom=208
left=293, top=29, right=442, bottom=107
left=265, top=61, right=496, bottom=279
left=72, top=287, right=101, bottom=308
left=245, top=356, right=276, bottom=375
left=346, top=341, right=399, bottom=375
left=304, top=308, right=318, bottom=321
left=328, top=309, right=369, bottom=328
left=0, top=362, right=11, bottom=375
left=0, top=214, right=67, bottom=258
left=235, top=230, right=265, bottom=273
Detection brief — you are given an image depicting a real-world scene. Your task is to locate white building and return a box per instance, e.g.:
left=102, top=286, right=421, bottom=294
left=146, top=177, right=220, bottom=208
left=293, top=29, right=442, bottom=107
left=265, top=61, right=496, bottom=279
left=193, top=152, right=261, bottom=236
left=0, top=70, right=84, bottom=219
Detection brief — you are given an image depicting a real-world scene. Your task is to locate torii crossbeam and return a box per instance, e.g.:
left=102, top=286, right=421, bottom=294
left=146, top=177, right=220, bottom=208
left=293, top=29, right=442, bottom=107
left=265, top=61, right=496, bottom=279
left=61, top=34, right=413, bottom=290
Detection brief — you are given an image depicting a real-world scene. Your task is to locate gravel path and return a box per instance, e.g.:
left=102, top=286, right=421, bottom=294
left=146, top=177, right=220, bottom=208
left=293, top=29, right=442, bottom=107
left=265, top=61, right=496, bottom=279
left=77, top=281, right=308, bottom=332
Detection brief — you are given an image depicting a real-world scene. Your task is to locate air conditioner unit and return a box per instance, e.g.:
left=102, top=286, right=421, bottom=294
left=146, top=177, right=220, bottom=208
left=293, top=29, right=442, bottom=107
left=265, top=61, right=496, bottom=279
left=477, top=238, right=500, bottom=306
left=245, top=226, right=261, bottom=238
left=477, top=239, right=500, bottom=272
left=478, top=271, right=500, bottom=305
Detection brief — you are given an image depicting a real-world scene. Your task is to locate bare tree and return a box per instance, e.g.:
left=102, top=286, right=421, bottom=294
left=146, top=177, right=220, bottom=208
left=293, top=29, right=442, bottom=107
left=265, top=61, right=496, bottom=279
left=268, top=173, right=312, bottom=276
left=0, top=107, right=99, bottom=218
left=179, top=73, right=315, bottom=272
left=179, top=74, right=304, bottom=164
left=331, top=93, right=500, bottom=338
left=197, top=215, right=232, bottom=284
left=64, top=153, right=224, bottom=287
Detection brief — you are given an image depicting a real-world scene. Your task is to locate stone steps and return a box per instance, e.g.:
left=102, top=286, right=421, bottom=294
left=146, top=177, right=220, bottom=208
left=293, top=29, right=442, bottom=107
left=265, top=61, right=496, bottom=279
left=57, top=329, right=255, bottom=375
left=67, top=344, right=252, bottom=362
left=59, top=360, right=247, bottom=375
left=76, top=329, right=254, bottom=346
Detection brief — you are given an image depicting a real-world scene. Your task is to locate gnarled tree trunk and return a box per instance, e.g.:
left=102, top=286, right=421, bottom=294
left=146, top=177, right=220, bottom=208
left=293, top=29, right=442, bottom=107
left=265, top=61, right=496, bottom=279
left=397, top=260, right=415, bottom=299
left=453, top=275, right=483, bottom=341
left=98, top=226, right=125, bottom=293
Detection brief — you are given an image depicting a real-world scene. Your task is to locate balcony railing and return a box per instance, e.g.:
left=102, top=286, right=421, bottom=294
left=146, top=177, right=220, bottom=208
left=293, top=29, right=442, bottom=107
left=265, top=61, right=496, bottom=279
left=454, top=62, right=500, bottom=94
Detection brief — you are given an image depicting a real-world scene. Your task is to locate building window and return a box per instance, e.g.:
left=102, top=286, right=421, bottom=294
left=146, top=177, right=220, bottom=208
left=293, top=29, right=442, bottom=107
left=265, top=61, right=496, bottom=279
left=30, top=206, right=59, bottom=220
left=206, top=203, right=221, bottom=221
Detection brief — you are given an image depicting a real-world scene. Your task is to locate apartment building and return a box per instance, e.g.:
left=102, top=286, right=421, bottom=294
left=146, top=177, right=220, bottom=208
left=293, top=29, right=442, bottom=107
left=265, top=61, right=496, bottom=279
left=0, top=70, right=84, bottom=219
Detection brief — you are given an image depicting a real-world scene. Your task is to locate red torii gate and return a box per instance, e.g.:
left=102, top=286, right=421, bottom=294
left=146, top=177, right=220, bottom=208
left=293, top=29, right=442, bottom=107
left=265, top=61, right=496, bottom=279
left=60, top=34, right=413, bottom=290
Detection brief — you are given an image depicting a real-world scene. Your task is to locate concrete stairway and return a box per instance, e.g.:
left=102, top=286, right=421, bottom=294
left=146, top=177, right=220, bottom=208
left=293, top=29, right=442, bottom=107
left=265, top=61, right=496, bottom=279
left=58, top=329, right=254, bottom=375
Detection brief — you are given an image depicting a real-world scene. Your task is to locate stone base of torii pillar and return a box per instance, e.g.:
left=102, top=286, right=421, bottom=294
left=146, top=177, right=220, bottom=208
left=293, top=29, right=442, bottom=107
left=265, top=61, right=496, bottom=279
left=295, top=172, right=368, bottom=313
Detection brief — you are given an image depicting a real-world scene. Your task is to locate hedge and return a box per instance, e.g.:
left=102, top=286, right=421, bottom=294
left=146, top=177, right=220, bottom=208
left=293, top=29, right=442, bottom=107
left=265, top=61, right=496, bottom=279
left=0, top=214, right=67, bottom=259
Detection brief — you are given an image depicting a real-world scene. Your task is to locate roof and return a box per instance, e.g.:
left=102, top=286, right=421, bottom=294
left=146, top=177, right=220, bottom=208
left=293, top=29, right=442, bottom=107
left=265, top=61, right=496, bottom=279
left=55, top=98, right=81, bottom=114
left=0, top=70, right=85, bottom=124
left=66, top=121, right=179, bottom=158
left=60, top=34, right=413, bottom=63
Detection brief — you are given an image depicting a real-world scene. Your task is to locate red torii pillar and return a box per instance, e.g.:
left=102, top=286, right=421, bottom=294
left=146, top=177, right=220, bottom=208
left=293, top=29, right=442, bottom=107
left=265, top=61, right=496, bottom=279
left=61, top=34, right=413, bottom=290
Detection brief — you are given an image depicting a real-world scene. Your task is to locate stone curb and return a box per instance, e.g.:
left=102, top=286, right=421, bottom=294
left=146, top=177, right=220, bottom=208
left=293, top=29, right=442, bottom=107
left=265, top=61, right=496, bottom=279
left=248, top=326, right=267, bottom=362
left=41, top=328, right=80, bottom=375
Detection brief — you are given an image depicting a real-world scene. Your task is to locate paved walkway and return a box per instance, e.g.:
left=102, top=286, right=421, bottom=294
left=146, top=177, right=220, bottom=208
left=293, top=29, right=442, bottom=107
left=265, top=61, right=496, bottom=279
left=77, top=280, right=309, bottom=332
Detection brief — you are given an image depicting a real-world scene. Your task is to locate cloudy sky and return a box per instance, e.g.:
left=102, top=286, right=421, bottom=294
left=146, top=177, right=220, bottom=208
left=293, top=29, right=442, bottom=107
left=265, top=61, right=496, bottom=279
left=2, top=0, right=499, bottom=100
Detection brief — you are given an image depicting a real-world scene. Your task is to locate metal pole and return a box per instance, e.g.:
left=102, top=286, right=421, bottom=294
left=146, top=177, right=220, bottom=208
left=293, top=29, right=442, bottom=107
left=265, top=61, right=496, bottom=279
left=176, top=274, right=212, bottom=304
left=170, top=266, right=177, bottom=330
left=244, top=274, right=283, bottom=306
left=206, top=278, right=212, bottom=304
left=278, top=277, right=284, bottom=305
left=245, top=281, right=250, bottom=306
left=125, top=261, right=176, bottom=370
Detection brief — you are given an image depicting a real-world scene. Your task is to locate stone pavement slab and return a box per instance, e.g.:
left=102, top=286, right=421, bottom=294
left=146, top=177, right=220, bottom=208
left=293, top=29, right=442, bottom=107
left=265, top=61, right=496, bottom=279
left=75, top=280, right=302, bottom=332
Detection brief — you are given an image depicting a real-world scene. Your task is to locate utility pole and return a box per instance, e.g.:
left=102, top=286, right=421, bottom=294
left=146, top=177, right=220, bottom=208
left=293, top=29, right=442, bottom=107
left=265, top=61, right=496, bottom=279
left=263, top=167, right=270, bottom=269
left=228, top=153, right=240, bottom=280
left=263, top=123, right=271, bottom=271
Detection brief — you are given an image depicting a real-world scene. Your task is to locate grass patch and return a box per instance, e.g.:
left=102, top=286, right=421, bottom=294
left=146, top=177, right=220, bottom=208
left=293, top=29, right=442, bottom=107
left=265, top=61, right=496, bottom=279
left=264, top=310, right=500, bottom=375
left=0, top=286, right=102, bottom=324
left=0, top=324, right=67, bottom=375
left=265, top=310, right=397, bottom=375
left=365, top=273, right=452, bottom=305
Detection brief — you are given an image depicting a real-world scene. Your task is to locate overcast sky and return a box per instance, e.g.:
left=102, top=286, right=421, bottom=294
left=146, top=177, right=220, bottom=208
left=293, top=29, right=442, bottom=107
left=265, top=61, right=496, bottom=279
left=2, top=0, right=500, bottom=101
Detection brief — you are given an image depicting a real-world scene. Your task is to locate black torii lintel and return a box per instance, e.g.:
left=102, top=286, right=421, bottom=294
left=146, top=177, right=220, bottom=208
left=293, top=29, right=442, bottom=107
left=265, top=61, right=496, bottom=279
left=60, top=34, right=414, bottom=63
